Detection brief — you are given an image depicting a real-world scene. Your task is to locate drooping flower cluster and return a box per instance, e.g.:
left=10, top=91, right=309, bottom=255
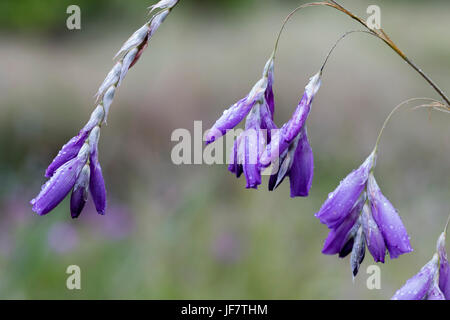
left=260, top=72, right=321, bottom=197
left=316, top=152, right=413, bottom=276
left=206, top=57, right=322, bottom=196
left=31, top=0, right=179, bottom=218
left=392, top=231, right=449, bottom=300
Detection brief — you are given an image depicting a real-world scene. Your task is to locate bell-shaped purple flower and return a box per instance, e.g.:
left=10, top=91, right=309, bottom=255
left=32, top=124, right=107, bottom=218
left=206, top=58, right=275, bottom=145
left=261, top=71, right=321, bottom=197
left=31, top=144, right=90, bottom=216
left=392, top=254, right=439, bottom=300
left=392, top=231, right=449, bottom=300
left=317, top=151, right=412, bottom=276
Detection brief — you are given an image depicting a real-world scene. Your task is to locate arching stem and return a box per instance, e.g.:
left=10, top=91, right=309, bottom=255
left=271, top=1, right=450, bottom=106
left=372, top=97, right=443, bottom=155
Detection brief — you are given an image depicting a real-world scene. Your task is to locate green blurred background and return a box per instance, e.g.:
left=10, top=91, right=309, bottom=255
left=0, top=0, right=449, bottom=299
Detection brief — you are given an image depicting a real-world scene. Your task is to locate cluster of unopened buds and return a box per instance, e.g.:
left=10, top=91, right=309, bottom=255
left=31, top=0, right=450, bottom=299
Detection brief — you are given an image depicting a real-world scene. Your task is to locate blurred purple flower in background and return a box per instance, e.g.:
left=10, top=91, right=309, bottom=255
left=86, top=202, right=134, bottom=240
left=211, top=231, right=243, bottom=264
left=392, top=231, right=449, bottom=300
left=317, top=152, right=413, bottom=276
left=47, top=222, right=79, bottom=254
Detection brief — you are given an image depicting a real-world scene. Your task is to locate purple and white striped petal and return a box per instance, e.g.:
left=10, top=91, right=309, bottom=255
left=437, top=232, right=450, bottom=299
left=315, top=152, right=375, bottom=229
left=32, top=144, right=89, bottom=216
left=392, top=254, right=438, bottom=300
left=70, top=164, right=90, bottom=219
left=362, top=202, right=386, bottom=263
left=368, top=174, right=412, bottom=259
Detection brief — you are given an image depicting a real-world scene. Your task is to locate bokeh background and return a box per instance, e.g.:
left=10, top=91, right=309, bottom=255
left=0, top=0, right=449, bottom=299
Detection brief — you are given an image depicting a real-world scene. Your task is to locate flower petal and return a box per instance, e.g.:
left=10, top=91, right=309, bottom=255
left=368, top=174, right=413, bottom=259
left=70, top=164, right=90, bottom=219
left=283, top=72, right=321, bottom=143
left=45, top=105, right=104, bottom=177
left=322, top=192, right=365, bottom=255
left=350, top=224, right=366, bottom=277
left=426, top=277, right=446, bottom=300
left=392, top=254, right=438, bottom=300
left=315, top=153, right=374, bottom=229
left=288, top=126, right=313, bottom=197
left=362, top=202, right=386, bottom=263
left=88, top=127, right=107, bottom=215
left=32, top=145, right=89, bottom=215
left=437, top=232, right=450, bottom=299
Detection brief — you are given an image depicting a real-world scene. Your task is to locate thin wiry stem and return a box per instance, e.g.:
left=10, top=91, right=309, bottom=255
left=271, top=1, right=449, bottom=106
left=326, top=0, right=450, bottom=106
left=373, top=97, right=446, bottom=155
left=320, top=30, right=374, bottom=73
left=272, top=2, right=330, bottom=59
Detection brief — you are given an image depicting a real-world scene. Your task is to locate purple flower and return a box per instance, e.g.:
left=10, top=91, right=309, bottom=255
left=31, top=144, right=90, bottom=216
left=367, top=174, right=412, bottom=259
left=392, top=231, right=449, bottom=300
left=392, top=254, right=439, bottom=300
left=208, top=58, right=276, bottom=189
left=45, top=105, right=104, bottom=177
left=206, top=58, right=275, bottom=145
left=437, top=232, right=450, bottom=299
left=31, top=125, right=107, bottom=218
left=228, top=107, right=268, bottom=189
left=48, top=222, right=79, bottom=254
left=317, top=152, right=412, bottom=276
left=261, top=72, right=321, bottom=197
